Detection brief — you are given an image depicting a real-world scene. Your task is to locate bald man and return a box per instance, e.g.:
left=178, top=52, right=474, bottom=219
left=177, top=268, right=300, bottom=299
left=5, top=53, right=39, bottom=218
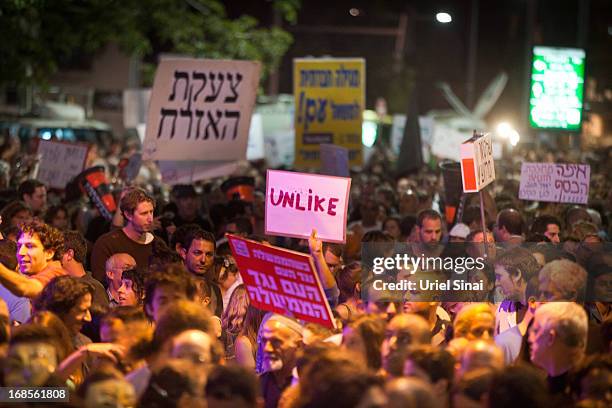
left=105, top=253, right=136, bottom=308
left=171, top=329, right=214, bottom=367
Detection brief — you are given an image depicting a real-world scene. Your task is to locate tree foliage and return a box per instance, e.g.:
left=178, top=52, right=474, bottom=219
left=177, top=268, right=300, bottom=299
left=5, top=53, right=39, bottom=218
left=0, top=0, right=298, bottom=87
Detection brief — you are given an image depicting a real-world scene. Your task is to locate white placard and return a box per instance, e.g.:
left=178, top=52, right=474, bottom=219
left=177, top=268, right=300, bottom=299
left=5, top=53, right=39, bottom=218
left=36, top=140, right=89, bottom=189
left=460, top=133, right=495, bottom=192
left=247, top=113, right=264, bottom=160
left=265, top=170, right=351, bottom=243
left=519, top=163, right=590, bottom=204
left=123, top=88, right=151, bottom=128
left=461, top=133, right=495, bottom=193
left=431, top=123, right=471, bottom=162
left=143, top=58, right=261, bottom=161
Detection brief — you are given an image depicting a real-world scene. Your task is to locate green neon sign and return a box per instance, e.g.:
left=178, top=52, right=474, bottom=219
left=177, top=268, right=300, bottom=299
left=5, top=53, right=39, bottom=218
left=529, top=46, right=585, bottom=131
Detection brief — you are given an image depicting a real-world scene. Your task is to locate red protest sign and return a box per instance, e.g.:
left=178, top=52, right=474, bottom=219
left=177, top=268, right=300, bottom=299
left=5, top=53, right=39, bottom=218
left=227, top=234, right=336, bottom=329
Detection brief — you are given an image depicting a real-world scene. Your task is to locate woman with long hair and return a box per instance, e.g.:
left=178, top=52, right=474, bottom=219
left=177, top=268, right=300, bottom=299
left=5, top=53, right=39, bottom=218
left=335, top=261, right=364, bottom=322
left=235, top=304, right=266, bottom=370
left=221, top=284, right=249, bottom=361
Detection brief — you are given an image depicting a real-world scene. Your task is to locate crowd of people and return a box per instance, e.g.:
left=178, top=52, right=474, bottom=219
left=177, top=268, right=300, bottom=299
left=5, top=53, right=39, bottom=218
left=0, top=132, right=611, bottom=408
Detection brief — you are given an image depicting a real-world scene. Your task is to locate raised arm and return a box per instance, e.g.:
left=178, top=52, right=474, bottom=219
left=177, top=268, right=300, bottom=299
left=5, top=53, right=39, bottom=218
left=0, top=262, right=43, bottom=299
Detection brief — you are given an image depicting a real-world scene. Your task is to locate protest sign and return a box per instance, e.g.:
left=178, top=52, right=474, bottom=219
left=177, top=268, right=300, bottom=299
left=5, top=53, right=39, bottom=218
left=246, top=113, right=264, bottom=160
left=143, top=58, right=261, bottom=161
left=460, top=133, right=495, bottom=192
left=123, top=88, right=151, bottom=129
left=430, top=123, right=469, bottom=162
left=266, top=170, right=350, bottom=243
left=158, top=160, right=237, bottom=185
left=320, top=144, right=349, bottom=177
left=36, top=140, right=89, bottom=189
left=294, top=58, right=365, bottom=168
left=519, top=162, right=590, bottom=204
left=76, top=166, right=117, bottom=221
left=227, top=234, right=336, bottom=329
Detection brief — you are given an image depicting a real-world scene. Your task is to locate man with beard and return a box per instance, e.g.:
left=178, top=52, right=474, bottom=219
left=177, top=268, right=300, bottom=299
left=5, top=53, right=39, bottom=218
left=175, top=226, right=222, bottom=316
left=91, top=188, right=162, bottom=283
left=411, top=209, right=444, bottom=259
left=260, top=314, right=303, bottom=408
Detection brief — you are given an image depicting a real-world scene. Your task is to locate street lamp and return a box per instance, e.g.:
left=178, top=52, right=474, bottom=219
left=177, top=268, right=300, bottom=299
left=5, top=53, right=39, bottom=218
left=436, top=12, right=452, bottom=24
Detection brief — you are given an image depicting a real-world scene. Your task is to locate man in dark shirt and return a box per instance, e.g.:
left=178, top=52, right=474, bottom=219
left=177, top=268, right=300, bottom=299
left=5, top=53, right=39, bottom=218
left=175, top=225, right=222, bottom=317
left=91, top=187, right=161, bottom=283
left=171, top=185, right=214, bottom=231
left=61, top=230, right=109, bottom=311
left=528, top=302, right=588, bottom=400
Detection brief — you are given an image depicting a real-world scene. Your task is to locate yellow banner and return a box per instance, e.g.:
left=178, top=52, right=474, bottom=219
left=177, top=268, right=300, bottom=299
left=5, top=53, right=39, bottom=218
left=293, top=58, right=365, bottom=168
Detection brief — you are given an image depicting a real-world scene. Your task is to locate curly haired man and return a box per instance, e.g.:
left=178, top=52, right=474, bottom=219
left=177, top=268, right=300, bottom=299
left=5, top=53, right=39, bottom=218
left=0, top=220, right=67, bottom=298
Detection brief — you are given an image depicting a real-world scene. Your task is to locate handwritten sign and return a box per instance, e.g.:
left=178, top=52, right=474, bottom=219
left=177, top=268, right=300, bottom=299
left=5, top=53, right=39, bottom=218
left=228, top=234, right=336, bottom=329
left=460, top=133, right=495, bottom=192
left=36, top=140, right=89, bottom=189
left=143, top=58, right=261, bottom=161
left=294, top=58, right=365, bottom=168
left=519, top=163, right=590, bottom=204
left=320, top=144, right=349, bottom=177
left=266, top=170, right=350, bottom=243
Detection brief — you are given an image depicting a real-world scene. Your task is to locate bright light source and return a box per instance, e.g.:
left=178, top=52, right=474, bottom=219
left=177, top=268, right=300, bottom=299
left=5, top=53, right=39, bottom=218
left=362, top=121, right=377, bottom=147
left=496, top=122, right=520, bottom=146
left=509, top=131, right=520, bottom=146
left=436, top=12, right=452, bottom=24
left=41, top=131, right=52, bottom=140
left=349, top=8, right=360, bottom=17
left=496, top=122, right=512, bottom=138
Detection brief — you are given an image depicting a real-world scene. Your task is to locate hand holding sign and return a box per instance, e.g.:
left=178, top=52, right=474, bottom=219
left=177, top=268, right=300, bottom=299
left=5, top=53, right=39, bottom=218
left=308, top=229, right=323, bottom=255
left=265, top=170, right=351, bottom=243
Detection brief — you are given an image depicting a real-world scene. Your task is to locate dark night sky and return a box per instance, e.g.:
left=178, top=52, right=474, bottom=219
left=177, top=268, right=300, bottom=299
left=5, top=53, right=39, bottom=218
left=227, top=0, right=612, bottom=128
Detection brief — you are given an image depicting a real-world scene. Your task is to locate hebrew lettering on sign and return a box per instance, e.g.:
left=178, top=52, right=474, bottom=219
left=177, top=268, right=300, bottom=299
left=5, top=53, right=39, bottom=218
left=519, top=163, right=590, bottom=204
left=144, top=59, right=261, bottom=162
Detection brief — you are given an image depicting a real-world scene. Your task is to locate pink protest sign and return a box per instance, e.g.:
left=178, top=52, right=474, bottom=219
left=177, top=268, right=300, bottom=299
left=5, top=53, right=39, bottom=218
left=227, top=234, right=336, bottom=329
left=265, top=169, right=351, bottom=243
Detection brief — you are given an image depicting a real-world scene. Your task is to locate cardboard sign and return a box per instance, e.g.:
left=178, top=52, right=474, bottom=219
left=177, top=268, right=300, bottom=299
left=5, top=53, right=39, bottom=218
left=265, top=170, right=351, bottom=243
left=320, top=144, right=349, bottom=177
left=519, top=163, right=590, bottom=204
left=227, top=234, right=336, bottom=329
left=158, top=160, right=237, bottom=185
left=143, top=58, right=261, bottom=161
left=36, top=140, right=89, bottom=189
left=294, top=58, right=365, bottom=168
left=460, top=133, right=495, bottom=192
